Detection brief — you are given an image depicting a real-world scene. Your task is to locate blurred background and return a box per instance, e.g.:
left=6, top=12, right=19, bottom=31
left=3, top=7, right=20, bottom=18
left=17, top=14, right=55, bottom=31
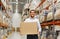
left=0, top=0, right=60, bottom=39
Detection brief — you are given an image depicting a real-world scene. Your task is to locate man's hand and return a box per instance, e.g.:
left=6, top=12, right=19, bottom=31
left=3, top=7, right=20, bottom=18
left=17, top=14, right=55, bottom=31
left=38, top=31, right=40, bottom=36
left=38, top=31, right=41, bottom=39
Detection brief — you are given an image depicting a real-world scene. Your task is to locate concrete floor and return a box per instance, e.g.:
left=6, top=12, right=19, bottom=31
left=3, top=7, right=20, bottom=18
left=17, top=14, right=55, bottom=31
left=7, top=32, right=60, bottom=39
left=7, top=32, right=27, bottom=39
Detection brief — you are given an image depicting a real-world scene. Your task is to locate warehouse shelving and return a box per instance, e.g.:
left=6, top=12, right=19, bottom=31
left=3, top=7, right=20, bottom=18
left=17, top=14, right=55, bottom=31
left=0, top=0, right=60, bottom=39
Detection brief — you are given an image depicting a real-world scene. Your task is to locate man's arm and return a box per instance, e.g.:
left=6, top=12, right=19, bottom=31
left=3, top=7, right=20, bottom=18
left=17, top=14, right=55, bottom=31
left=37, top=19, right=41, bottom=32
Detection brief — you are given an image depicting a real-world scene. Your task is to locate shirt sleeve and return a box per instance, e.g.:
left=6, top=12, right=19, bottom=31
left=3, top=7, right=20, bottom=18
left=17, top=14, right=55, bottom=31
left=37, top=19, right=41, bottom=32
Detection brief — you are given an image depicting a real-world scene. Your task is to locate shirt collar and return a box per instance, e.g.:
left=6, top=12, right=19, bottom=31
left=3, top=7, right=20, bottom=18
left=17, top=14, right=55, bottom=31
left=29, top=17, right=36, bottom=19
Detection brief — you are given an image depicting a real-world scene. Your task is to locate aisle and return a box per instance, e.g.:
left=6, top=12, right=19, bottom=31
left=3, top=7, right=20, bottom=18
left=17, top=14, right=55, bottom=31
left=8, top=12, right=27, bottom=39
left=7, top=32, right=21, bottom=39
left=7, top=32, right=27, bottom=39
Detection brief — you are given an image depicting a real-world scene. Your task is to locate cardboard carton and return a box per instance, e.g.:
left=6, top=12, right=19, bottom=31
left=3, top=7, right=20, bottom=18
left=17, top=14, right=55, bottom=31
left=20, top=22, right=38, bottom=35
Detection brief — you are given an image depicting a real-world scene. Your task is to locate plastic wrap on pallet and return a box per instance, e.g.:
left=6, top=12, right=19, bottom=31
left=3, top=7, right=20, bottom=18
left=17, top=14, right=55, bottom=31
left=55, top=9, right=60, bottom=20
left=47, top=12, right=53, bottom=21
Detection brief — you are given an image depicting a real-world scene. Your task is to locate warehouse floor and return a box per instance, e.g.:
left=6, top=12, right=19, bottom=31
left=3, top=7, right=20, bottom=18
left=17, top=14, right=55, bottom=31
left=7, top=32, right=60, bottom=39
left=7, top=32, right=27, bottom=39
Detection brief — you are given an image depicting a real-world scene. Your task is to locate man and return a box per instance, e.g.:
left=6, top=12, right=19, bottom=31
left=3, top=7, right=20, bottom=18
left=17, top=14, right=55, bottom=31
left=24, top=10, right=41, bottom=39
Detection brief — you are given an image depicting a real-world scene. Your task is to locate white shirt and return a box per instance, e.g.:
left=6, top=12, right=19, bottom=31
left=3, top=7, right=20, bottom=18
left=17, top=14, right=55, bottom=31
left=24, top=17, right=41, bottom=32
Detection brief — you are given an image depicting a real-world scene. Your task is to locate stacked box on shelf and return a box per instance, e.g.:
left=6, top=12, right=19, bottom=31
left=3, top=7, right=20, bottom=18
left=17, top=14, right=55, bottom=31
left=0, top=11, right=3, bottom=27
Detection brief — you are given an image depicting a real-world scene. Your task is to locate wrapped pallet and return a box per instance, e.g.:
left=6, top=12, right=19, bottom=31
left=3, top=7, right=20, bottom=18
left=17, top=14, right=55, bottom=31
left=39, top=15, right=45, bottom=23
left=55, top=25, right=60, bottom=31
left=55, top=9, right=60, bottom=20
left=47, top=12, right=53, bottom=21
left=3, top=15, right=8, bottom=27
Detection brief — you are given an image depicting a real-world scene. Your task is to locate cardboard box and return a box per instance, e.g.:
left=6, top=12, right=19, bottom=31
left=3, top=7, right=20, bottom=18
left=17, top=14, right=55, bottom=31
left=20, top=22, right=38, bottom=35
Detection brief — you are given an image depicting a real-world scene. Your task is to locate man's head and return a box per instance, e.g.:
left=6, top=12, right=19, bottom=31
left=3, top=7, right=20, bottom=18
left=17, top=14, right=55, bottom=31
left=30, top=10, right=36, bottom=18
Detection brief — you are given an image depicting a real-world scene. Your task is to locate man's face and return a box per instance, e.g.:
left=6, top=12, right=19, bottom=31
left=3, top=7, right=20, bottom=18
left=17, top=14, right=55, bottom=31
left=30, top=11, right=36, bottom=18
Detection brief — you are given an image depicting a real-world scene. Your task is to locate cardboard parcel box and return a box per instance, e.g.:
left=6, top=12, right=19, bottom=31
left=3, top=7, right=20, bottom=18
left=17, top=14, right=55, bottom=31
left=20, top=22, right=38, bottom=35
